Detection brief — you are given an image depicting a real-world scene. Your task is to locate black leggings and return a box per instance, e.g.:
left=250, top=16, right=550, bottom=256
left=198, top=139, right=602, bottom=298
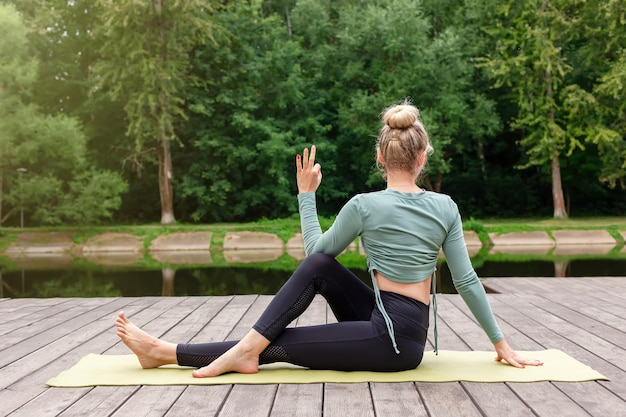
left=176, top=253, right=429, bottom=371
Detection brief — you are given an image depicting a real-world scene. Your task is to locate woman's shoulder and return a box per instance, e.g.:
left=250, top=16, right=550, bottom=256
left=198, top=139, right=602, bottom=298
left=356, top=189, right=455, bottom=202
left=424, top=190, right=456, bottom=203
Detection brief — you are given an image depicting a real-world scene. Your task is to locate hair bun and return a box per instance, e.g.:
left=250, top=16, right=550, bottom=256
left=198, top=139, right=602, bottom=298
left=383, top=104, right=419, bottom=129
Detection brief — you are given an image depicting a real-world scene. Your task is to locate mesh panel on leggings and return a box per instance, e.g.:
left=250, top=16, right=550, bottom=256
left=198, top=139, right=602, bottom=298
left=262, top=281, right=316, bottom=341
left=177, top=352, right=221, bottom=368
left=260, top=345, right=291, bottom=364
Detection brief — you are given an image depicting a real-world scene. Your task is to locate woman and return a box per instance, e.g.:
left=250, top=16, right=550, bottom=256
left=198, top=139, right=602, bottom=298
left=116, top=100, right=543, bottom=377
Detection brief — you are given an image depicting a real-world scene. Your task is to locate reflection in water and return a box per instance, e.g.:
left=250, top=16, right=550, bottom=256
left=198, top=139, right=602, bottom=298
left=25, top=269, right=123, bottom=297
left=554, top=260, right=570, bottom=278
left=1, top=257, right=625, bottom=298
left=162, top=268, right=176, bottom=296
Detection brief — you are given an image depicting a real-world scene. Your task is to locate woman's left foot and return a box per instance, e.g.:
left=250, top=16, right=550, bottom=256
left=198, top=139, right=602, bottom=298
left=115, top=312, right=176, bottom=369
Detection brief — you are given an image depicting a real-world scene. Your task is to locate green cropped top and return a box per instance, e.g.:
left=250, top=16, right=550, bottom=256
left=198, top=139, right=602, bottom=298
left=298, top=189, right=503, bottom=354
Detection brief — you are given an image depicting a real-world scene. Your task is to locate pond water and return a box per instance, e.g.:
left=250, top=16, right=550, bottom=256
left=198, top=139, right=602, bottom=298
left=1, top=257, right=625, bottom=298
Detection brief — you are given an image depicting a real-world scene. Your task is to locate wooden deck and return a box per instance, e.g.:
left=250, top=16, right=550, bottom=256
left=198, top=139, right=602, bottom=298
left=0, top=277, right=625, bottom=417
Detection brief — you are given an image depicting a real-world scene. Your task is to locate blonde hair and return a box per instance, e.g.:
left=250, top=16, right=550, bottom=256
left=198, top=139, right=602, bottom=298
left=376, top=99, right=433, bottom=179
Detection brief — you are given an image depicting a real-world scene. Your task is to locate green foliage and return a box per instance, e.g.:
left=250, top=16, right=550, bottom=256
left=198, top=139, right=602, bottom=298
left=2, top=0, right=625, bottom=225
left=0, top=4, right=37, bottom=94
left=93, top=0, right=218, bottom=224
left=176, top=2, right=329, bottom=222
left=30, top=277, right=122, bottom=297
left=463, top=217, right=486, bottom=233
left=0, top=3, right=127, bottom=226
left=94, top=0, right=213, bottom=146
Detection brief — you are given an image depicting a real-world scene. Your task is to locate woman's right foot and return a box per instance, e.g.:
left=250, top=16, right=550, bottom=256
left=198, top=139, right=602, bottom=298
left=191, top=329, right=270, bottom=378
left=192, top=343, right=260, bottom=378
left=115, top=311, right=176, bottom=369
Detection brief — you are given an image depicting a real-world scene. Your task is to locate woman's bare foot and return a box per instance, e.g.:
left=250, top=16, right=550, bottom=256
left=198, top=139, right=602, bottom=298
left=192, top=330, right=270, bottom=378
left=115, top=311, right=177, bottom=369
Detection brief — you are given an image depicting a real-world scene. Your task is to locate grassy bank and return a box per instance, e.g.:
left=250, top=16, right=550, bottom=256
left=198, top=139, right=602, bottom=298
left=1, top=216, right=625, bottom=252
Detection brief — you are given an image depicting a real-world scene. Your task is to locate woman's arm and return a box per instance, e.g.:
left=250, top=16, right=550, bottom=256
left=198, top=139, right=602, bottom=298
left=296, top=146, right=362, bottom=256
left=442, top=203, right=543, bottom=368
left=442, top=211, right=503, bottom=344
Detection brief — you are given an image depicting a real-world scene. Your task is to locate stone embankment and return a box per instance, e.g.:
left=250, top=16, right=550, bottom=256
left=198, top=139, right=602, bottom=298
left=2, top=229, right=625, bottom=268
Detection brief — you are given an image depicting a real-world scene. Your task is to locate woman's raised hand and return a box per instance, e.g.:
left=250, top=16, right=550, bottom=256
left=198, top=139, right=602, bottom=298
left=296, top=146, right=322, bottom=194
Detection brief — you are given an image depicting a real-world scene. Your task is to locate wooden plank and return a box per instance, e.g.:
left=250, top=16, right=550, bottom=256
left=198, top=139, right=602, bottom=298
left=585, top=277, right=626, bottom=296
left=0, top=282, right=623, bottom=417
left=189, top=295, right=255, bottom=343
left=432, top=296, right=537, bottom=417
left=524, top=292, right=626, bottom=348
left=0, top=297, right=187, bottom=415
left=218, top=385, right=277, bottom=417
left=0, top=298, right=151, bottom=415
left=273, top=295, right=325, bottom=417
left=171, top=296, right=260, bottom=416
left=164, top=386, right=232, bottom=416
left=426, top=300, right=471, bottom=352
left=227, top=294, right=271, bottom=340
left=211, top=295, right=293, bottom=417
left=0, top=297, right=134, bottom=389
left=550, top=381, right=626, bottom=417
left=520, top=294, right=626, bottom=367
left=0, top=297, right=161, bottom=416
left=110, top=386, right=186, bottom=417
left=436, top=295, right=498, bottom=350
left=538, top=291, right=626, bottom=333
left=50, top=386, right=139, bottom=417
left=0, top=298, right=207, bottom=415
left=101, top=297, right=230, bottom=416
left=440, top=293, right=599, bottom=417
left=105, top=296, right=205, bottom=355
left=296, top=294, right=328, bottom=327
left=0, top=299, right=74, bottom=332
left=460, top=383, right=538, bottom=417
left=370, top=382, right=428, bottom=417
left=271, top=384, right=324, bottom=417
left=491, top=293, right=623, bottom=383
left=508, top=382, right=591, bottom=417
left=161, top=296, right=233, bottom=344
left=483, top=277, right=626, bottom=320
left=488, top=294, right=626, bottom=414
left=323, top=383, right=375, bottom=417
left=0, top=298, right=106, bottom=350
left=417, top=383, right=484, bottom=417
left=486, top=291, right=613, bottom=417
left=0, top=298, right=62, bottom=315
left=3, top=386, right=93, bottom=417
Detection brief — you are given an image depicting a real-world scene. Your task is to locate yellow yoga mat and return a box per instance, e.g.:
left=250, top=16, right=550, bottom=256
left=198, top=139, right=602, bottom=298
left=46, top=349, right=608, bottom=387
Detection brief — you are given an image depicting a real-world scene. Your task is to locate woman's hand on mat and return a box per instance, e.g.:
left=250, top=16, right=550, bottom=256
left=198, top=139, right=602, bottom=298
left=296, top=145, right=322, bottom=193
left=493, top=339, right=544, bottom=368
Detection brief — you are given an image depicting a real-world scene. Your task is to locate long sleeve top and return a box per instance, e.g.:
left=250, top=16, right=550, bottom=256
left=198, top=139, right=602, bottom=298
left=298, top=189, right=503, bottom=353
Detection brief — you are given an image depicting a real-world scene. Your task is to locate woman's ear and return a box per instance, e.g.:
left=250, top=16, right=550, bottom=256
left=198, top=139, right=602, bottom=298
left=417, top=151, right=426, bottom=167
left=377, top=148, right=385, bottom=165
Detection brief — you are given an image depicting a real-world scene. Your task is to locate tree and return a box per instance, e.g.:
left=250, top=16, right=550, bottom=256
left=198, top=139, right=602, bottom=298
left=0, top=3, right=127, bottom=226
left=175, top=1, right=328, bottom=222
left=292, top=0, right=501, bottom=195
left=588, top=0, right=626, bottom=189
left=94, top=0, right=216, bottom=224
left=479, top=0, right=583, bottom=218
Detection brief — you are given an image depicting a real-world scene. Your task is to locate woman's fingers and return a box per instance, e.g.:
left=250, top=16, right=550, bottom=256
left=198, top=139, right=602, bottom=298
left=296, top=146, right=317, bottom=171
left=495, top=353, right=543, bottom=368
left=308, top=145, right=316, bottom=166
left=521, top=357, right=544, bottom=366
left=296, top=146, right=322, bottom=193
left=299, top=146, right=315, bottom=170
left=495, top=353, right=522, bottom=368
